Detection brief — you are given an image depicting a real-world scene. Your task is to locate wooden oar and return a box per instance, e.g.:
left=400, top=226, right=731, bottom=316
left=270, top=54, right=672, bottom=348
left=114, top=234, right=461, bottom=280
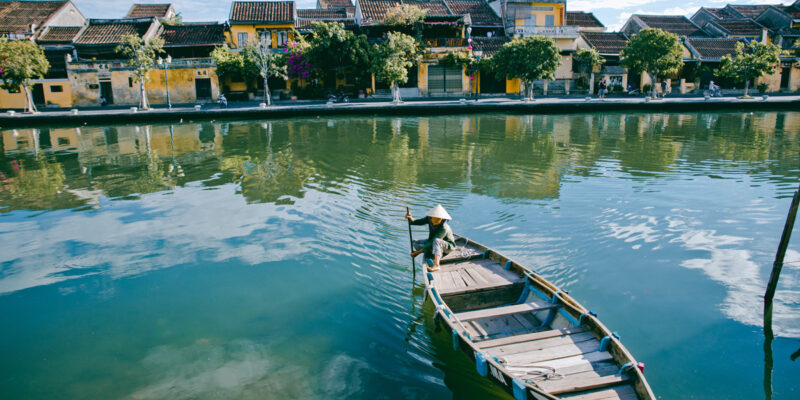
left=407, top=207, right=416, bottom=275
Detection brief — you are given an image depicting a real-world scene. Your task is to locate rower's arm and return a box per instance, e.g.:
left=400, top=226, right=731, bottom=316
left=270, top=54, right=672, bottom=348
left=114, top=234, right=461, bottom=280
left=410, top=217, right=429, bottom=226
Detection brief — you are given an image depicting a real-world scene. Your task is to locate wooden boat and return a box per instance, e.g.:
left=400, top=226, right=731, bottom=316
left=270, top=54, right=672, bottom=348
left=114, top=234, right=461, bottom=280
left=424, top=236, right=656, bottom=400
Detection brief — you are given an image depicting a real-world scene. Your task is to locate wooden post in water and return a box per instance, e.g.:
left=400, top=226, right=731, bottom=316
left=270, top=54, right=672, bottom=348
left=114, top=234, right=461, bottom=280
left=764, top=183, right=800, bottom=309
left=763, top=183, right=800, bottom=400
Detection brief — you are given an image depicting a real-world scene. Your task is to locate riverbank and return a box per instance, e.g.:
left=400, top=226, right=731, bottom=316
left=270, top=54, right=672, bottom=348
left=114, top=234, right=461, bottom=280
left=1, top=95, right=798, bottom=128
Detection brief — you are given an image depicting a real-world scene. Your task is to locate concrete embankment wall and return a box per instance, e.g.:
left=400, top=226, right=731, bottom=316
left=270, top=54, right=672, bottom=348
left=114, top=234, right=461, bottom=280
left=1, top=99, right=798, bottom=129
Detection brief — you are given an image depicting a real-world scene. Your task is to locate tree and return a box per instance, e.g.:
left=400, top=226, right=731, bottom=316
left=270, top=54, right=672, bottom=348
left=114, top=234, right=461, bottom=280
left=716, top=40, right=781, bottom=97
left=211, top=45, right=260, bottom=93
left=620, top=28, right=683, bottom=99
left=304, top=22, right=373, bottom=91
left=243, top=40, right=287, bottom=106
left=491, top=36, right=561, bottom=100
left=372, top=32, right=420, bottom=103
left=0, top=38, right=50, bottom=113
left=574, top=48, right=605, bottom=94
left=384, top=4, right=426, bottom=37
left=116, top=34, right=164, bottom=110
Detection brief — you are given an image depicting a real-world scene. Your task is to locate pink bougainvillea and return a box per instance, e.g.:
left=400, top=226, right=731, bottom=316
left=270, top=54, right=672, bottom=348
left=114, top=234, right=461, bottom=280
left=286, top=46, right=311, bottom=80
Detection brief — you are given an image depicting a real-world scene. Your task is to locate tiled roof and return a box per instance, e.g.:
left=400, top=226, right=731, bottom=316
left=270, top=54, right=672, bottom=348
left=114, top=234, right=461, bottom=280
left=566, top=11, right=604, bottom=28
left=126, top=3, right=172, bottom=18
left=404, top=0, right=452, bottom=16
left=444, top=0, right=501, bottom=26
left=714, top=19, right=766, bottom=36
left=0, top=0, right=68, bottom=34
left=229, top=1, right=295, bottom=23
left=161, top=23, right=226, bottom=46
left=729, top=5, right=770, bottom=19
left=319, top=0, right=353, bottom=8
left=703, top=7, right=739, bottom=20
left=37, top=25, right=81, bottom=42
left=685, top=37, right=741, bottom=60
left=358, top=0, right=400, bottom=22
left=297, top=8, right=348, bottom=18
left=783, top=5, right=800, bottom=19
left=636, top=15, right=707, bottom=37
left=580, top=31, right=628, bottom=55
left=470, top=36, right=508, bottom=56
left=73, top=18, right=155, bottom=45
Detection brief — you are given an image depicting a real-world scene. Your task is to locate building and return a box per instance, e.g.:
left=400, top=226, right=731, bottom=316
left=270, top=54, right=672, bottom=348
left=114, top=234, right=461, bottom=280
left=576, top=31, right=628, bottom=93
left=0, top=0, right=86, bottom=110
left=125, top=3, right=176, bottom=19
left=228, top=1, right=297, bottom=49
left=67, top=17, right=220, bottom=107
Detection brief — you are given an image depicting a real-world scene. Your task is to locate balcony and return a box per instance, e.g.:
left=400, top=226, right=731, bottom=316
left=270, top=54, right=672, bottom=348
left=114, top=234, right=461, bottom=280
left=424, top=38, right=469, bottom=48
left=512, top=25, right=579, bottom=39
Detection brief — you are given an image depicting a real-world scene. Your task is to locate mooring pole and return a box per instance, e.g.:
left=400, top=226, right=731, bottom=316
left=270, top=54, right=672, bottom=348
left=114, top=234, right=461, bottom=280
left=407, top=207, right=416, bottom=277
left=764, top=183, right=800, bottom=309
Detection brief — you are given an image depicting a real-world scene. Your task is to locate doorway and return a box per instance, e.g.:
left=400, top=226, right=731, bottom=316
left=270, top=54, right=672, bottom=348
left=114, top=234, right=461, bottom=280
left=100, top=81, right=114, bottom=105
left=195, top=78, right=212, bottom=100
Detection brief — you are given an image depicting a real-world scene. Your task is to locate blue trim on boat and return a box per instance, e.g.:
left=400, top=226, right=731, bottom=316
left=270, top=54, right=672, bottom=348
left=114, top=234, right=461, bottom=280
left=452, top=329, right=459, bottom=351
left=617, top=362, right=633, bottom=376
left=475, top=352, right=488, bottom=377
left=505, top=260, right=512, bottom=270
left=512, top=378, right=528, bottom=400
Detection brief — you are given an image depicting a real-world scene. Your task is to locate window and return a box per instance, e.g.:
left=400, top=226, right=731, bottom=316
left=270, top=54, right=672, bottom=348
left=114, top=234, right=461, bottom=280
left=277, top=31, right=289, bottom=47
left=238, top=32, right=248, bottom=47
left=545, top=14, right=555, bottom=26
left=259, top=30, right=271, bottom=47
left=128, top=77, right=133, bottom=87
left=50, top=85, right=63, bottom=93
left=57, top=137, right=70, bottom=146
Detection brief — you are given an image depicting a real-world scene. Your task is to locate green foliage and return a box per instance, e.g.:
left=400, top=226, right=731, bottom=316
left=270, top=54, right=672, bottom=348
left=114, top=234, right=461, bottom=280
left=212, top=45, right=261, bottom=91
left=0, top=38, right=50, bottom=92
left=304, top=22, right=373, bottom=87
left=574, top=48, right=605, bottom=74
left=115, top=34, right=165, bottom=83
left=621, top=28, right=683, bottom=78
left=384, top=4, right=427, bottom=26
left=491, top=36, right=561, bottom=85
left=371, top=31, right=420, bottom=86
left=716, top=41, right=781, bottom=87
left=440, top=51, right=472, bottom=67
left=243, top=41, right=287, bottom=80
left=757, top=82, right=769, bottom=93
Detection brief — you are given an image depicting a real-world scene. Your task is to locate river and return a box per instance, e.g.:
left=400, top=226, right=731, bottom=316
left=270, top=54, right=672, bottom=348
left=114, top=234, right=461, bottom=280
left=0, top=111, right=798, bottom=399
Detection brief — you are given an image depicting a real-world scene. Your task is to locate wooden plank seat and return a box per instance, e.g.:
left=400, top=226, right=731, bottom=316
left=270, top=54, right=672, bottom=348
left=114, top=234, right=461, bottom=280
left=441, top=238, right=484, bottom=264
left=476, top=327, right=589, bottom=349
left=432, top=258, right=524, bottom=296
left=455, top=302, right=559, bottom=322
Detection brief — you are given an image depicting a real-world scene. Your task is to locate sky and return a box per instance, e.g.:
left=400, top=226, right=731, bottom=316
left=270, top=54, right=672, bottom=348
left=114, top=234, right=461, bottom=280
left=73, top=0, right=793, bottom=31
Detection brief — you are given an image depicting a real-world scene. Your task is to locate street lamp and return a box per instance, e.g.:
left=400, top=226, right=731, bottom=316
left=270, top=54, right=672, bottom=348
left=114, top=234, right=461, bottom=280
left=158, top=55, right=173, bottom=109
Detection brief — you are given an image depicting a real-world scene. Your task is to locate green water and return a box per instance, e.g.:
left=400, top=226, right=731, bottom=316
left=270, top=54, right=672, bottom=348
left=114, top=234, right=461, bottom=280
left=0, top=112, right=798, bottom=400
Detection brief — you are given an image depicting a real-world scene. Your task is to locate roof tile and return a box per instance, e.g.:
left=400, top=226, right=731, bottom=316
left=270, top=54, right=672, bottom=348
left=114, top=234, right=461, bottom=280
left=566, top=11, right=604, bottom=28
left=161, top=23, right=226, bottom=46
left=358, top=0, right=400, bottom=23
left=685, top=37, right=742, bottom=60
left=73, top=18, right=155, bottom=45
left=580, top=31, right=628, bottom=55
left=126, top=3, right=173, bottom=18
left=37, top=25, right=82, bottom=42
left=230, top=1, right=295, bottom=23
left=729, top=5, right=770, bottom=19
left=636, top=15, right=707, bottom=37
left=404, top=0, right=451, bottom=16
left=444, top=0, right=501, bottom=26
left=470, top=36, right=508, bottom=56
left=714, top=19, right=766, bottom=36
left=0, top=0, right=67, bottom=34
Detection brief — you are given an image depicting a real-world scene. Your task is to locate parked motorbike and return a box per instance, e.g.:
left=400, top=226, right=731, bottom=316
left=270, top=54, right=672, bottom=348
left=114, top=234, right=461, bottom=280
left=327, top=90, right=350, bottom=104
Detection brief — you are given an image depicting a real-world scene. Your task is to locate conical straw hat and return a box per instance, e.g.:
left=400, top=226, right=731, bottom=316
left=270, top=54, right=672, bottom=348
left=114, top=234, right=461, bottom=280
left=425, top=204, right=452, bottom=220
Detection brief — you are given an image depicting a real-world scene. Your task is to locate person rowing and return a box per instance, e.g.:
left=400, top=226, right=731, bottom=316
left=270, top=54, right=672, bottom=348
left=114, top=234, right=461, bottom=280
left=405, top=204, right=456, bottom=272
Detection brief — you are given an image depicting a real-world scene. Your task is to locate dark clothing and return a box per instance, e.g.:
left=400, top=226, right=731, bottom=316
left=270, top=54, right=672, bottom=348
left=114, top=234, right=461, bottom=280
left=410, top=217, right=456, bottom=257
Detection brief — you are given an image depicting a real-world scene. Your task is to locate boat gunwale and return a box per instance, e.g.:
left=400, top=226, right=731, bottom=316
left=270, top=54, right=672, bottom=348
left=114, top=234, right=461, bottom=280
left=424, top=235, right=656, bottom=400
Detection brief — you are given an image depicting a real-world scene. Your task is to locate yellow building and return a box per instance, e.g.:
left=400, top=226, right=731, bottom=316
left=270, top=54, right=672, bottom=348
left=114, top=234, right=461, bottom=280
left=228, top=1, right=297, bottom=49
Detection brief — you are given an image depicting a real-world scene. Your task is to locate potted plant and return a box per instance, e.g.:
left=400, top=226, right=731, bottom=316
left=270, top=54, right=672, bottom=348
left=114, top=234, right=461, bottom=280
left=757, top=82, right=769, bottom=100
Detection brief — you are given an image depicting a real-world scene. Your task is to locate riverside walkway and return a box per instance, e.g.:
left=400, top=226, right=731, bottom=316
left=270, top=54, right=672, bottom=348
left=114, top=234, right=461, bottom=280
left=1, top=95, right=798, bottom=128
